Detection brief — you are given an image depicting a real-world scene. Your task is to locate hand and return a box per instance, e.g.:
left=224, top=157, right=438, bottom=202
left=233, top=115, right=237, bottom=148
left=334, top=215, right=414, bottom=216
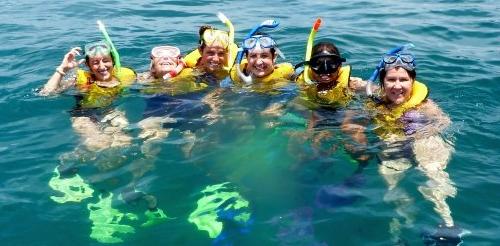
left=400, top=110, right=429, bottom=135
left=59, top=47, right=85, bottom=72
left=349, top=77, right=367, bottom=91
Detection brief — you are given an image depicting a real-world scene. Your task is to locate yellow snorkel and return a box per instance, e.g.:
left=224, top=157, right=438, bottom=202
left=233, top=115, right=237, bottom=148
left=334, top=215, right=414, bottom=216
left=304, top=18, right=322, bottom=85
left=217, top=12, right=235, bottom=70
left=96, top=20, right=121, bottom=70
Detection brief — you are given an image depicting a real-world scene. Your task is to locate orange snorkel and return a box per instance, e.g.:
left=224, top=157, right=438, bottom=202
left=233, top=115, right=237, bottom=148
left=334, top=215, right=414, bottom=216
left=304, top=18, right=322, bottom=85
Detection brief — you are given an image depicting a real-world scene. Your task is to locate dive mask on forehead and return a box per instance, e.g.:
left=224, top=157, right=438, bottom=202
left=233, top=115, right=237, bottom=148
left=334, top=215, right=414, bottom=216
left=242, top=34, right=286, bottom=59
left=84, top=41, right=111, bottom=57
left=309, top=50, right=346, bottom=75
left=242, top=35, right=276, bottom=50
left=151, top=46, right=180, bottom=59
left=201, top=29, right=230, bottom=49
left=383, top=53, right=416, bottom=71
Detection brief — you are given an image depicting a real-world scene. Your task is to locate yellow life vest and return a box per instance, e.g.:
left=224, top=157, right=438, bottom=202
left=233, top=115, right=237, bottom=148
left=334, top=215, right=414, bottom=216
left=75, top=67, right=136, bottom=108
left=296, top=65, right=352, bottom=107
left=230, top=60, right=294, bottom=85
left=183, top=43, right=239, bottom=80
left=369, top=80, right=429, bottom=137
left=141, top=68, right=209, bottom=96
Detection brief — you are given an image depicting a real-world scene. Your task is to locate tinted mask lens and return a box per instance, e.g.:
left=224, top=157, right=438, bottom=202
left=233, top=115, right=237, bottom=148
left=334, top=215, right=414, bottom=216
left=310, top=58, right=340, bottom=75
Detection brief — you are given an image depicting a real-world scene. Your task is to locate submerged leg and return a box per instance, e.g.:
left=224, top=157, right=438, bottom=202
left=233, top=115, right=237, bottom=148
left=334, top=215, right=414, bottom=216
left=413, top=135, right=456, bottom=227
left=379, top=153, right=415, bottom=243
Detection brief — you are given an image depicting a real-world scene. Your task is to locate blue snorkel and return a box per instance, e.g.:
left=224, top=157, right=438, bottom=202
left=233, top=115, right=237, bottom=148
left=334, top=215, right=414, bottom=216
left=236, top=20, right=279, bottom=65
left=235, top=20, right=280, bottom=85
left=366, top=43, right=415, bottom=97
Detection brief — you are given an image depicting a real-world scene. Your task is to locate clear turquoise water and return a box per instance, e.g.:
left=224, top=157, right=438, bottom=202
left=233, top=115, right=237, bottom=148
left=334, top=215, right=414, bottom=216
left=1, top=0, right=499, bottom=245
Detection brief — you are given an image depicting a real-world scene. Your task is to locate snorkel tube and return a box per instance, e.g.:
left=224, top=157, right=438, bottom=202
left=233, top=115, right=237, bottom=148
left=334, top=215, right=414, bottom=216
left=366, top=43, right=415, bottom=97
left=304, top=18, right=322, bottom=85
left=236, top=19, right=280, bottom=84
left=236, top=20, right=280, bottom=65
left=217, top=12, right=235, bottom=71
left=97, top=20, right=121, bottom=70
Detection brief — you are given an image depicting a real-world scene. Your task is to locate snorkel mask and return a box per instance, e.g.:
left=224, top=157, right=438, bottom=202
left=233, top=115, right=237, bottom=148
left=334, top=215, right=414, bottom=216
left=382, top=53, right=416, bottom=72
left=242, top=35, right=285, bottom=59
left=366, top=43, right=415, bottom=97
left=200, top=29, right=230, bottom=49
left=235, top=19, right=282, bottom=85
left=196, top=12, right=235, bottom=75
left=294, top=46, right=346, bottom=79
left=308, top=50, right=346, bottom=75
left=151, top=46, right=181, bottom=59
left=84, top=41, right=112, bottom=58
left=150, top=46, right=184, bottom=79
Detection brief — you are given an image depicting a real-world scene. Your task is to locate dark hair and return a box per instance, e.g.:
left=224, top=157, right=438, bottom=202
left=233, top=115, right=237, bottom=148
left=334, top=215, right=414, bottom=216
left=379, top=67, right=417, bottom=86
left=312, top=41, right=341, bottom=57
left=244, top=31, right=276, bottom=58
left=198, top=25, right=215, bottom=51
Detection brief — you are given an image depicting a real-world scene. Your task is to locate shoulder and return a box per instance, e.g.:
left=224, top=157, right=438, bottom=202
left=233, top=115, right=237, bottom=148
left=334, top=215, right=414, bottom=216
left=114, top=67, right=137, bottom=86
left=136, top=71, right=155, bottom=84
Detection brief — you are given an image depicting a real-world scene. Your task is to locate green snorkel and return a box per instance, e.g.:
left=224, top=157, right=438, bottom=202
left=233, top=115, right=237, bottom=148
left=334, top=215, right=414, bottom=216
left=217, top=12, right=235, bottom=71
left=304, top=18, right=322, bottom=85
left=97, top=20, right=121, bottom=70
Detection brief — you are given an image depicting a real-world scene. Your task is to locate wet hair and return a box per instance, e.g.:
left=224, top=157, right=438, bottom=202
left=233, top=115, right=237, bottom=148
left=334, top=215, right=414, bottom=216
left=244, top=31, right=276, bottom=58
left=198, top=25, right=215, bottom=51
left=379, top=67, right=417, bottom=86
left=311, top=41, right=341, bottom=57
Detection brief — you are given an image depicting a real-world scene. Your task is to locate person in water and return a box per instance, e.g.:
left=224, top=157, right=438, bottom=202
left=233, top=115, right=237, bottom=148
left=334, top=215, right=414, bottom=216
left=40, top=41, right=136, bottom=151
left=230, top=32, right=293, bottom=86
left=228, top=32, right=295, bottom=118
left=182, top=25, right=239, bottom=126
left=295, top=41, right=366, bottom=106
left=137, top=45, right=186, bottom=83
left=137, top=45, right=210, bottom=157
left=42, top=41, right=169, bottom=242
left=292, top=41, right=369, bottom=162
left=364, top=50, right=463, bottom=244
left=184, top=25, right=238, bottom=81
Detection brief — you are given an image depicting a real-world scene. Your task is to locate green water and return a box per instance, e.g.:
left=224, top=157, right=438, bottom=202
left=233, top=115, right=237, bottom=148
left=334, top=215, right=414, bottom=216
left=1, top=0, right=499, bottom=245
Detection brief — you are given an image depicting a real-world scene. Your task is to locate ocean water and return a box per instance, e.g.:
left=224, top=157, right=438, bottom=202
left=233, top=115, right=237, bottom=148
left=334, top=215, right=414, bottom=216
left=1, top=0, right=499, bottom=245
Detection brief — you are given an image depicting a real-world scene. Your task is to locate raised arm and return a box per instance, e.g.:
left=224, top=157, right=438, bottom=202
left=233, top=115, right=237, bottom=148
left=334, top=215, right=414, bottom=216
left=39, top=47, right=84, bottom=96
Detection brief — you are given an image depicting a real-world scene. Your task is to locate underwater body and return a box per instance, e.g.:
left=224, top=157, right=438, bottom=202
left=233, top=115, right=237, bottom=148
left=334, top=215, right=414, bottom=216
left=1, top=0, right=500, bottom=245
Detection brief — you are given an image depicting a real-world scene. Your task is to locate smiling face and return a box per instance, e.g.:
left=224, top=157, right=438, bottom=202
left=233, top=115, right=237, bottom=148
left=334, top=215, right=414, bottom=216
left=198, top=45, right=227, bottom=73
left=87, top=55, right=114, bottom=81
left=246, top=48, right=275, bottom=78
left=382, top=67, right=414, bottom=106
left=151, top=56, right=178, bottom=79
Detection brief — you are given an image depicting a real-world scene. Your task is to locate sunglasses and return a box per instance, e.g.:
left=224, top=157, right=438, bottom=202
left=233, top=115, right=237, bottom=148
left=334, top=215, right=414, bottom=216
left=242, top=35, right=276, bottom=50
